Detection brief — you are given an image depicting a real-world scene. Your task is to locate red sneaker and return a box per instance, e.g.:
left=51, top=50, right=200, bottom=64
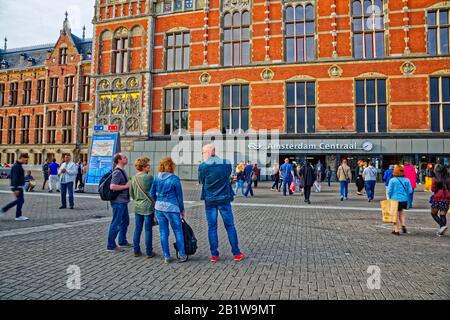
left=210, top=256, right=220, bottom=263
left=233, top=253, right=245, bottom=262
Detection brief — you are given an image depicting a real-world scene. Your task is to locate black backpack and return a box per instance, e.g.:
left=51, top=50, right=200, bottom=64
left=98, top=169, right=126, bottom=201
left=174, top=219, right=197, bottom=260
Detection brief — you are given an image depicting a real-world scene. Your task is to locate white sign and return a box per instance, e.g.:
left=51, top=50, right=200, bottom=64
left=248, top=141, right=374, bottom=152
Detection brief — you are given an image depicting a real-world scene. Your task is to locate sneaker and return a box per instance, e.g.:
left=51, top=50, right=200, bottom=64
left=134, top=252, right=143, bottom=257
left=107, top=247, right=123, bottom=253
left=391, top=231, right=400, bottom=236
left=233, top=253, right=245, bottom=262
left=70, top=207, right=74, bottom=210
left=401, top=226, right=408, bottom=234
left=340, top=197, right=344, bottom=201
left=210, top=256, right=220, bottom=263
left=59, top=206, right=66, bottom=209
left=15, top=216, right=29, bottom=221
left=56, top=190, right=60, bottom=193
left=146, top=253, right=156, bottom=259
left=48, top=190, right=53, bottom=193
left=164, top=257, right=173, bottom=264
left=178, top=255, right=188, bottom=263
left=438, top=226, right=448, bottom=236
left=119, top=242, right=132, bottom=248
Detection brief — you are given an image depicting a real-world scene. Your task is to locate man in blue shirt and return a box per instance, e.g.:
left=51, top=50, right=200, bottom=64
left=280, top=158, right=295, bottom=196
left=243, top=161, right=254, bottom=197
left=199, top=144, right=244, bottom=263
left=383, top=164, right=394, bottom=199
left=48, top=159, right=60, bottom=193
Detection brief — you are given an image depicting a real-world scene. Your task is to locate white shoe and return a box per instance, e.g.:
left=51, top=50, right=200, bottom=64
left=438, top=226, right=448, bottom=236
left=15, top=216, right=29, bottom=221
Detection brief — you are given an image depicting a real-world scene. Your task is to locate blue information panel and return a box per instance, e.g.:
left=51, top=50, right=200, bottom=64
left=86, top=132, right=120, bottom=186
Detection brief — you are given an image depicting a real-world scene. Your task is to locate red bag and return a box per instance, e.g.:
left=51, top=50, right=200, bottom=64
left=290, top=181, right=295, bottom=193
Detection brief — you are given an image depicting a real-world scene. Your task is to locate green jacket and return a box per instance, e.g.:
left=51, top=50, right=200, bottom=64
left=130, top=173, right=154, bottom=215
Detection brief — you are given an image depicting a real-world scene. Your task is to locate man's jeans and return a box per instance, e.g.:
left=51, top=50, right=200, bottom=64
left=339, top=181, right=349, bottom=199
left=2, top=189, right=24, bottom=218
left=235, top=180, right=244, bottom=196
left=60, top=182, right=74, bottom=208
left=365, top=180, right=376, bottom=200
left=244, top=179, right=253, bottom=197
left=155, top=210, right=185, bottom=258
left=107, top=202, right=130, bottom=250
left=283, top=178, right=293, bottom=196
left=49, top=175, right=60, bottom=191
left=205, top=203, right=240, bottom=257
left=133, top=213, right=153, bottom=256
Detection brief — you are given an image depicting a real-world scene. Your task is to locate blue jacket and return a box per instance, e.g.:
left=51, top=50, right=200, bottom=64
left=244, top=164, right=254, bottom=181
left=199, top=156, right=234, bottom=206
left=388, top=177, right=413, bottom=202
left=280, top=163, right=294, bottom=181
left=383, top=168, right=394, bottom=187
left=150, top=172, right=185, bottom=213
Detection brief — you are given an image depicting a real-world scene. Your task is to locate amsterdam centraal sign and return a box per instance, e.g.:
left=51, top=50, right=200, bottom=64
left=248, top=141, right=374, bottom=152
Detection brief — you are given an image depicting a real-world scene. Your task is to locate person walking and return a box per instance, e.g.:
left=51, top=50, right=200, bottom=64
left=79, top=160, right=88, bottom=193
left=325, top=166, right=332, bottom=187
left=430, top=164, right=450, bottom=236
left=243, top=161, right=254, bottom=197
left=300, top=161, right=315, bottom=204
left=150, top=157, right=187, bottom=263
left=337, top=159, right=352, bottom=201
left=280, top=158, right=295, bottom=196
left=253, top=164, right=259, bottom=188
left=403, top=161, right=417, bottom=208
left=48, top=159, right=60, bottom=193
left=58, top=154, right=77, bottom=210
left=199, top=144, right=244, bottom=263
left=271, top=162, right=280, bottom=191
left=424, top=163, right=434, bottom=192
left=234, top=166, right=245, bottom=196
left=296, top=163, right=303, bottom=194
left=355, top=161, right=365, bottom=195
left=362, top=161, right=378, bottom=202
left=130, top=156, right=156, bottom=258
left=42, top=159, right=50, bottom=191
left=75, top=160, right=84, bottom=192
left=107, top=153, right=131, bottom=252
left=0, top=154, right=30, bottom=221
left=387, top=165, right=413, bottom=236
left=383, top=164, right=394, bottom=199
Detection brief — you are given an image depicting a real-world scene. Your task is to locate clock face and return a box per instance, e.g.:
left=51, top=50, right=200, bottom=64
left=362, top=141, right=374, bottom=152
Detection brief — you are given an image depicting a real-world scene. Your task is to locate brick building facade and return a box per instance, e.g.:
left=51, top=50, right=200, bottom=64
left=0, top=15, right=92, bottom=166
left=1, top=0, right=450, bottom=178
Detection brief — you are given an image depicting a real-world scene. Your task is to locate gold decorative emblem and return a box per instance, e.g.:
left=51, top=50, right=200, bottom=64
left=113, top=79, right=125, bottom=90
left=127, top=77, right=139, bottom=88
left=199, top=72, right=211, bottom=85
left=260, top=68, right=274, bottom=81
left=99, top=79, right=110, bottom=90
left=328, top=65, right=343, bottom=78
left=401, top=61, right=416, bottom=76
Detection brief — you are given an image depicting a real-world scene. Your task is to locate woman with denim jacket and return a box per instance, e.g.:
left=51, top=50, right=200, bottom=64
left=387, top=165, right=413, bottom=236
left=150, top=157, right=188, bottom=263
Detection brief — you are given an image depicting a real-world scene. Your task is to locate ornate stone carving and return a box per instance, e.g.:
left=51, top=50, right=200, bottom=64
left=98, top=79, right=110, bottom=90
left=260, top=68, right=274, bottom=81
left=111, top=118, right=123, bottom=130
left=199, top=72, right=211, bottom=85
left=113, top=78, right=125, bottom=90
left=126, top=117, right=139, bottom=132
left=127, top=77, right=139, bottom=89
left=223, top=0, right=250, bottom=11
left=401, top=61, right=416, bottom=76
left=328, top=65, right=342, bottom=78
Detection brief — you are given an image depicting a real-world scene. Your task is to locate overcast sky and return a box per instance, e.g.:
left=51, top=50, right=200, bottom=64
left=0, top=0, right=95, bottom=49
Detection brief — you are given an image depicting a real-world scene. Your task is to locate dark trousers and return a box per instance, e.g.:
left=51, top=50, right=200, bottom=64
left=244, top=179, right=254, bottom=197
left=283, top=179, right=293, bottom=196
left=60, top=182, right=74, bottom=208
left=304, top=186, right=312, bottom=201
left=271, top=176, right=280, bottom=190
left=42, top=176, right=49, bottom=190
left=2, top=189, right=24, bottom=218
left=75, top=174, right=83, bottom=190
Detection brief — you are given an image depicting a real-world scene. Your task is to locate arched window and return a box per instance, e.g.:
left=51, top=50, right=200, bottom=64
left=223, top=11, right=250, bottom=66
left=352, top=0, right=385, bottom=59
left=285, top=4, right=315, bottom=62
left=113, top=28, right=130, bottom=74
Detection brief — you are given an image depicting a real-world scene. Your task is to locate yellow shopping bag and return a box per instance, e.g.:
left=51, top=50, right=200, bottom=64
left=424, top=177, right=432, bottom=191
left=380, top=200, right=399, bottom=224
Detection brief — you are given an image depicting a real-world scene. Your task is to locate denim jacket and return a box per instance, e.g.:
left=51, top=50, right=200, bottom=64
left=199, top=156, right=234, bottom=206
left=150, top=172, right=185, bottom=213
left=388, top=177, right=413, bottom=202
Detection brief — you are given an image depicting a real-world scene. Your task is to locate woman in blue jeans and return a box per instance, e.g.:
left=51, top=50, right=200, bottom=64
left=150, top=157, right=188, bottom=263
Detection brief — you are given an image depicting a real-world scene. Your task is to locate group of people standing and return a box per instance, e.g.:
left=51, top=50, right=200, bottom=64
left=0, top=154, right=87, bottom=221
left=106, top=145, right=245, bottom=264
left=233, top=161, right=259, bottom=197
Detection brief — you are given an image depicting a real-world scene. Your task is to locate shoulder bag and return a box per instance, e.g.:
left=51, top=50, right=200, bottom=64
left=133, top=175, right=158, bottom=226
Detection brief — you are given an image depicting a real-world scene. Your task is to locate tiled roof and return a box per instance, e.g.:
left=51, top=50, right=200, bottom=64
left=0, top=35, right=92, bottom=71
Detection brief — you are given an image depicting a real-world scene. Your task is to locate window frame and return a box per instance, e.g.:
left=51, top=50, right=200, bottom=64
left=222, top=11, right=251, bottom=66
left=427, top=8, right=450, bottom=55
left=49, top=78, right=59, bottom=103
left=10, top=82, right=19, bottom=106
left=7, top=116, right=17, bottom=144
left=63, top=76, right=75, bottom=102
left=59, top=47, right=68, bottom=65
left=429, top=75, right=450, bottom=132
left=285, top=81, right=317, bottom=133
left=0, top=83, right=5, bottom=106
left=221, top=84, right=250, bottom=134
left=113, top=36, right=130, bottom=74
left=163, top=87, right=189, bottom=135
left=23, top=80, right=33, bottom=105
left=34, top=114, right=44, bottom=144
left=165, top=31, right=191, bottom=71
left=37, top=79, right=46, bottom=104
left=355, top=78, right=388, bottom=133
left=20, top=115, right=30, bottom=144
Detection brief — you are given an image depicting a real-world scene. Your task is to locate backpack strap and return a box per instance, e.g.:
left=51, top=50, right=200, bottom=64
left=396, top=177, right=409, bottom=194
left=133, top=175, right=155, bottom=207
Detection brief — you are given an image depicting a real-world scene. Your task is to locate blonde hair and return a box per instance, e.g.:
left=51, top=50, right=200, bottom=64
left=134, top=156, right=150, bottom=172
left=159, top=157, right=176, bottom=173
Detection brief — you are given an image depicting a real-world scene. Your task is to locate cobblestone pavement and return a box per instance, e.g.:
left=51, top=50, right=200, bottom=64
left=0, top=178, right=449, bottom=300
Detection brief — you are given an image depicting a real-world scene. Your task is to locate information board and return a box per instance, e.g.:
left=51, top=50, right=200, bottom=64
left=85, top=132, right=121, bottom=186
